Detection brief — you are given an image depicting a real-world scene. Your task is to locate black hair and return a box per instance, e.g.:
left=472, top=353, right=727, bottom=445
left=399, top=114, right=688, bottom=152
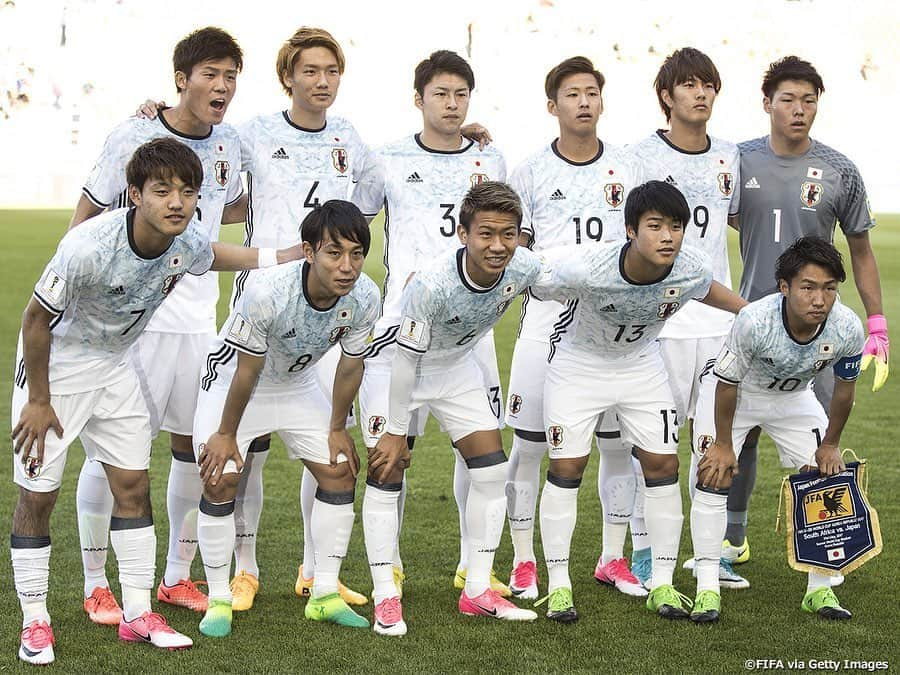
left=459, top=181, right=522, bottom=231
left=414, top=50, right=475, bottom=96
left=762, top=56, right=824, bottom=99
left=173, top=26, right=243, bottom=93
left=300, top=200, right=370, bottom=255
left=775, top=236, right=845, bottom=285
left=545, top=56, right=605, bottom=101
left=624, top=180, right=690, bottom=230
left=126, top=137, right=203, bottom=191
left=654, top=47, right=721, bottom=121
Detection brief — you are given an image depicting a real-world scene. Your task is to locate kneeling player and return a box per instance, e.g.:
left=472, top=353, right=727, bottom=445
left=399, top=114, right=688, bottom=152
left=691, top=237, right=863, bottom=622
left=193, top=201, right=379, bottom=636
left=365, top=182, right=540, bottom=636
left=531, top=180, right=746, bottom=623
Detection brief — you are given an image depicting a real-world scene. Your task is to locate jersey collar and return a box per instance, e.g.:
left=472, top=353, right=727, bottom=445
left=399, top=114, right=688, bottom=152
left=415, top=133, right=473, bottom=155
left=302, top=261, right=341, bottom=312
left=456, top=248, right=505, bottom=293
left=126, top=208, right=176, bottom=260
left=282, top=110, right=326, bottom=133
left=157, top=108, right=213, bottom=140
left=618, top=241, right=674, bottom=286
left=550, top=138, right=604, bottom=166
left=655, top=129, right=710, bottom=155
left=781, top=296, right=827, bottom=345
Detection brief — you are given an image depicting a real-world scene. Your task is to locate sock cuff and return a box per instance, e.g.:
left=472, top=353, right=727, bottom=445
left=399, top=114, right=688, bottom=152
left=365, top=479, right=403, bottom=491
left=594, top=430, right=621, bottom=439
left=645, top=474, right=679, bottom=488
left=10, top=534, right=51, bottom=549
left=199, top=496, right=235, bottom=517
left=464, top=450, right=507, bottom=469
left=695, top=483, right=730, bottom=497
left=171, top=448, right=196, bottom=463
left=547, top=472, right=581, bottom=489
left=110, top=515, right=153, bottom=530
left=315, top=488, right=355, bottom=505
left=514, top=428, right=547, bottom=442
left=248, top=437, right=271, bottom=453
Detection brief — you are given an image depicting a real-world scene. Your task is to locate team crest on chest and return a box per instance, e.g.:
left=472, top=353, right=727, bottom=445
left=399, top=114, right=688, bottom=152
left=162, top=273, right=184, bottom=296
left=717, top=172, right=734, bottom=196
left=801, top=181, right=823, bottom=207
left=214, top=160, right=230, bottom=186
left=470, top=173, right=488, bottom=187
left=332, top=148, right=348, bottom=174
left=496, top=299, right=513, bottom=315
left=329, top=326, right=352, bottom=344
left=657, top=301, right=680, bottom=319
left=604, top=183, right=624, bottom=208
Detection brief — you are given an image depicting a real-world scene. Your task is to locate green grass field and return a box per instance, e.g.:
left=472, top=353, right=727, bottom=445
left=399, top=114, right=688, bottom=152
left=0, top=211, right=898, bottom=673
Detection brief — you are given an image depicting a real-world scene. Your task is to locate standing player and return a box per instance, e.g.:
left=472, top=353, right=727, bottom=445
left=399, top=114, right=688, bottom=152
left=364, top=182, right=539, bottom=636
left=531, top=181, right=747, bottom=623
left=629, top=47, right=745, bottom=589
left=691, top=237, right=863, bottom=622
left=70, top=27, right=245, bottom=622
left=192, top=201, right=379, bottom=637
left=10, top=138, right=301, bottom=664
left=724, top=55, right=887, bottom=568
left=503, top=56, right=644, bottom=600
left=353, top=50, right=509, bottom=596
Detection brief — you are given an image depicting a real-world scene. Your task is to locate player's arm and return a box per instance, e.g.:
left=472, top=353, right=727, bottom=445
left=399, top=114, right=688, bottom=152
left=727, top=213, right=740, bottom=231
left=208, top=241, right=303, bottom=272
left=11, top=298, right=65, bottom=466
left=369, top=345, right=417, bottom=482
left=460, top=122, right=492, bottom=151
left=845, top=232, right=889, bottom=391
left=69, top=194, right=104, bottom=230
left=697, top=380, right=740, bottom=490
left=329, top=354, right=364, bottom=477
left=813, top=377, right=856, bottom=476
left=699, top=280, right=748, bottom=314
left=198, top=350, right=263, bottom=486
left=221, top=193, right=248, bottom=225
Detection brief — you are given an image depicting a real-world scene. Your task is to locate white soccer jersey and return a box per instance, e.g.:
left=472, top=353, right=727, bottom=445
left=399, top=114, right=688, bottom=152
left=629, top=131, right=739, bottom=339
left=352, top=134, right=507, bottom=334
left=237, top=112, right=374, bottom=249
left=533, top=241, right=713, bottom=361
left=23, top=208, right=214, bottom=395
left=714, top=293, right=864, bottom=395
left=200, top=262, right=379, bottom=393
left=511, top=140, right=640, bottom=342
left=82, top=114, right=242, bottom=333
left=395, top=247, right=541, bottom=369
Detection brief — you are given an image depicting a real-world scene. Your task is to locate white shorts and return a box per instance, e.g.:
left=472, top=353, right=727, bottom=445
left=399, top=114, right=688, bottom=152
left=313, top=344, right=357, bottom=429
left=360, top=334, right=502, bottom=447
left=193, top=377, right=339, bottom=474
left=659, top=335, right=726, bottom=422
left=11, top=371, right=152, bottom=492
left=692, top=381, right=827, bottom=469
left=544, top=347, right=679, bottom=459
left=360, top=357, right=501, bottom=448
left=129, top=330, right=214, bottom=436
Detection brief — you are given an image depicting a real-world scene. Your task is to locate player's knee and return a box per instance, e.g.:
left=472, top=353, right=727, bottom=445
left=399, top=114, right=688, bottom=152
left=107, top=468, right=151, bottom=517
left=695, top=478, right=732, bottom=495
left=311, top=461, right=356, bottom=493
left=170, top=433, right=193, bottom=457
left=366, top=461, right=404, bottom=486
left=638, top=452, right=679, bottom=483
left=203, top=472, right=240, bottom=503
left=14, top=486, right=57, bottom=527
left=548, top=455, right=589, bottom=481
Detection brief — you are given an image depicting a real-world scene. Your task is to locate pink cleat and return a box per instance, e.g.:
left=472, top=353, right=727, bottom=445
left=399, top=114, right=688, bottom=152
left=373, top=596, right=407, bottom=636
left=118, top=611, right=193, bottom=650
left=84, top=586, right=124, bottom=626
left=157, top=578, right=208, bottom=612
left=19, top=620, right=55, bottom=665
left=594, top=557, right=648, bottom=597
left=458, top=588, right=537, bottom=621
left=509, top=560, right=539, bottom=600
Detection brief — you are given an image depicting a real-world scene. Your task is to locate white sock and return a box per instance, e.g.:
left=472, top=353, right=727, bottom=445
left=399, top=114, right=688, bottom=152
left=505, top=434, right=545, bottom=565
left=311, top=491, right=355, bottom=598
left=393, top=475, right=407, bottom=570
left=76, top=459, right=113, bottom=597
left=234, top=443, right=268, bottom=578
left=198, top=498, right=236, bottom=602
left=630, top=455, right=649, bottom=553
left=464, top=460, right=507, bottom=597
left=109, top=518, right=155, bottom=621
left=539, top=478, right=579, bottom=592
left=807, top=570, right=833, bottom=592
left=596, top=435, right=635, bottom=564
left=364, top=482, right=401, bottom=604
left=644, top=479, right=684, bottom=589
left=691, top=489, right=728, bottom=593
left=300, top=467, right=317, bottom=577
left=688, top=450, right=700, bottom=502
left=11, top=536, right=51, bottom=627
left=163, top=456, right=202, bottom=586
left=452, top=448, right=470, bottom=570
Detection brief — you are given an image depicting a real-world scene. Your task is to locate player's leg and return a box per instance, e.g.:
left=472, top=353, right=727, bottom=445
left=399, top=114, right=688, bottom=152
left=231, top=434, right=269, bottom=608
left=724, top=426, right=759, bottom=563
left=75, top=458, right=115, bottom=618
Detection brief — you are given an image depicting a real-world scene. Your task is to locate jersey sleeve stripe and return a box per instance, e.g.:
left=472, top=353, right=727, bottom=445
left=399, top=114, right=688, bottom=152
left=713, top=371, right=740, bottom=385
left=225, top=189, right=245, bottom=207
left=32, top=291, right=64, bottom=315
left=223, top=338, right=267, bottom=356
left=397, top=342, right=426, bottom=355
left=341, top=345, right=368, bottom=358
left=82, top=187, right=110, bottom=208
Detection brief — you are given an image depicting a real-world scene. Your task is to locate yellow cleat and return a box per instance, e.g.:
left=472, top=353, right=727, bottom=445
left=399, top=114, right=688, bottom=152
left=230, top=570, right=259, bottom=611
left=295, top=565, right=314, bottom=598
left=392, top=567, right=406, bottom=600
left=453, top=567, right=512, bottom=598
left=338, top=579, right=368, bottom=606
left=722, top=538, right=751, bottom=565
left=295, top=565, right=368, bottom=606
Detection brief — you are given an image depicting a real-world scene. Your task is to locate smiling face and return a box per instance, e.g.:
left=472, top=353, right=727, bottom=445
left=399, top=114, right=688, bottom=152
left=626, top=209, right=685, bottom=268
left=779, top=262, right=838, bottom=329
left=176, top=57, right=238, bottom=127
left=549, top=72, right=602, bottom=137
left=662, top=75, right=717, bottom=126
left=765, top=78, right=818, bottom=147
left=283, top=46, right=342, bottom=117
left=129, top=173, right=198, bottom=239
left=416, top=72, right=470, bottom=137
left=457, top=209, right=519, bottom=283
left=303, top=230, right=365, bottom=300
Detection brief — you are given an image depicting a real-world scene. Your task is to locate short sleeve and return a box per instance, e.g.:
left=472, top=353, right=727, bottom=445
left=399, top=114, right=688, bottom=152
left=689, top=250, right=714, bottom=301
left=83, top=122, right=131, bottom=208
left=351, top=152, right=386, bottom=217
left=509, top=162, right=534, bottom=238
left=714, top=309, right=756, bottom=384
left=395, top=276, right=438, bottom=354
left=33, top=235, right=95, bottom=314
left=833, top=313, right=865, bottom=381
left=530, top=245, right=591, bottom=303
left=349, top=129, right=376, bottom=186
left=728, top=150, right=741, bottom=216
left=836, top=163, right=875, bottom=236
left=185, top=227, right=215, bottom=276
left=236, top=120, right=255, bottom=176
left=223, top=285, right=272, bottom=356
left=340, top=285, right=381, bottom=358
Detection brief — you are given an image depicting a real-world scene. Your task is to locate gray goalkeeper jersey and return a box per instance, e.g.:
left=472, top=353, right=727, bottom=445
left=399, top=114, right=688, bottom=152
left=737, top=137, right=874, bottom=301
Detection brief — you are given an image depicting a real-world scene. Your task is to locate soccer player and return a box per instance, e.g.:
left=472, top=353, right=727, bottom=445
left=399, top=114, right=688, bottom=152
left=364, top=181, right=540, bottom=636
left=690, top=237, right=864, bottom=622
left=531, top=180, right=746, bottom=623
left=503, top=56, right=644, bottom=600
left=724, top=55, right=887, bottom=568
left=630, top=47, right=745, bottom=589
left=10, top=138, right=301, bottom=665
left=353, top=49, right=509, bottom=597
left=192, top=200, right=379, bottom=637
left=69, top=27, right=246, bottom=622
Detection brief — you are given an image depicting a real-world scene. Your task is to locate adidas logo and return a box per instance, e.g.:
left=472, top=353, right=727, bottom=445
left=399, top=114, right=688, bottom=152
left=550, top=189, right=566, bottom=201
left=446, top=315, right=462, bottom=324
left=599, top=303, right=616, bottom=312
left=281, top=328, right=297, bottom=339
left=406, top=172, right=423, bottom=183
left=272, top=147, right=289, bottom=159
left=744, top=176, right=761, bottom=189
left=664, top=175, right=678, bottom=186
left=108, top=285, right=125, bottom=295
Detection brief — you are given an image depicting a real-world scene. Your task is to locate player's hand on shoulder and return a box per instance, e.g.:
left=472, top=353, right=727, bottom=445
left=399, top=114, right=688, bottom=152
left=329, top=429, right=359, bottom=477
left=696, top=439, right=738, bottom=491
left=198, top=432, right=243, bottom=486
left=814, top=442, right=845, bottom=477
left=461, top=122, right=492, bottom=151
left=134, top=99, right=164, bottom=120
left=11, top=401, right=63, bottom=467
left=368, top=432, right=411, bottom=483
left=277, top=243, right=305, bottom=265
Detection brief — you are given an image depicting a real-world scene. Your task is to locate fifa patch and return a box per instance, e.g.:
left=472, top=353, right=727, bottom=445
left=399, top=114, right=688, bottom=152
left=807, top=166, right=824, bottom=179
left=227, top=313, right=253, bottom=345
left=548, top=425, right=563, bottom=448
left=215, top=160, right=230, bottom=187
left=715, top=347, right=737, bottom=373
left=801, top=181, right=823, bottom=207
left=368, top=415, right=386, bottom=435
left=168, top=254, right=183, bottom=269
left=38, top=269, right=66, bottom=306
left=717, top=172, right=734, bottom=196
left=509, top=394, right=523, bottom=415
left=470, top=173, right=488, bottom=187
left=663, top=287, right=680, bottom=299
left=332, top=148, right=348, bottom=174
left=329, top=326, right=351, bottom=344
left=604, top=183, right=624, bottom=208
left=696, top=435, right=713, bottom=457
left=398, top=316, right=427, bottom=348
left=338, top=308, right=352, bottom=321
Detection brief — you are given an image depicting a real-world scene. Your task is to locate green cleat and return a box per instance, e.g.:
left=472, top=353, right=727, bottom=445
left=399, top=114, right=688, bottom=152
left=535, top=587, right=578, bottom=624
left=690, top=590, right=721, bottom=624
left=199, top=599, right=233, bottom=638
left=801, top=587, right=851, bottom=620
left=646, top=584, right=692, bottom=620
left=305, top=592, right=370, bottom=628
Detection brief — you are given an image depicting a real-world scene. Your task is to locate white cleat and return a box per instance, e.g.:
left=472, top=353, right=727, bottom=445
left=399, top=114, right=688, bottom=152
left=509, top=560, right=539, bottom=600
left=459, top=588, right=537, bottom=621
left=373, top=596, right=407, bottom=636
left=593, top=557, right=648, bottom=597
left=118, top=611, right=193, bottom=650
left=19, top=620, right=55, bottom=665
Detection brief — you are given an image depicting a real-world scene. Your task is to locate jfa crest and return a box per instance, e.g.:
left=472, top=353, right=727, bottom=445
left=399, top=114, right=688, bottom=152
left=657, top=301, right=680, bottom=319
left=332, top=148, right=348, bottom=174
left=162, top=273, right=184, bottom=296
left=368, top=415, right=386, bottom=435
left=801, top=181, right=823, bottom=207
left=604, top=182, right=624, bottom=208
left=25, top=456, right=41, bottom=479
left=329, top=326, right=351, bottom=344
left=803, top=485, right=854, bottom=525
left=214, top=160, right=230, bottom=186
left=717, top=172, right=734, bottom=196
left=470, top=173, right=488, bottom=187
left=696, top=435, right=713, bottom=457
left=496, top=299, right=513, bottom=315
left=509, top=394, right=523, bottom=415
left=548, top=425, right=564, bottom=448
